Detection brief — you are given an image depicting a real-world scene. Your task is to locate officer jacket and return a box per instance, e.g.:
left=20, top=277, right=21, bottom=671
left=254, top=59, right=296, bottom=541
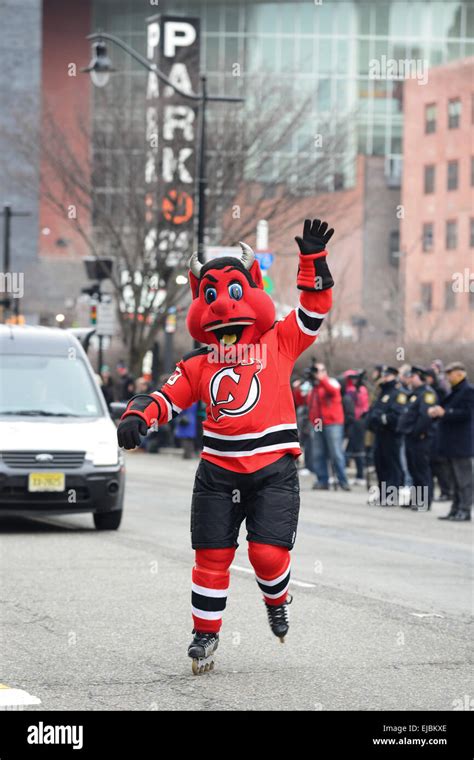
left=366, top=380, right=407, bottom=434
left=437, top=378, right=474, bottom=458
left=397, top=385, right=437, bottom=439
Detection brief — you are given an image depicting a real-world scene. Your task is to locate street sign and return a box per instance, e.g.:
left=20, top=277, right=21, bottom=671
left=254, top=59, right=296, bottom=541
left=255, top=251, right=274, bottom=271
left=145, top=14, right=200, bottom=260
left=165, top=309, right=177, bottom=333
left=96, top=300, right=115, bottom=336
left=263, top=274, right=274, bottom=294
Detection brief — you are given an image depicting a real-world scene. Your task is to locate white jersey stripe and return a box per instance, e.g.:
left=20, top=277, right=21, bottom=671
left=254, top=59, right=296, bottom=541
left=151, top=391, right=172, bottom=422
left=255, top=563, right=291, bottom=587
left=191, top=606, right=223, bottom=621
left=296, top=309, right=322, bottom=336
left=298, top=302, right=329, bottom=319
left=192, top=583, right=228, bottom=598
left=202, top=441, right=298, bottom=457
left=261, top=581, right=290, bottom=599
left=203, top=423, right=297, bottom=441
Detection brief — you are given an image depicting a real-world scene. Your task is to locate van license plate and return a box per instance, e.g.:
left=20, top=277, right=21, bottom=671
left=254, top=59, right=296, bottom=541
left=28, top=472, right=65, bottom=492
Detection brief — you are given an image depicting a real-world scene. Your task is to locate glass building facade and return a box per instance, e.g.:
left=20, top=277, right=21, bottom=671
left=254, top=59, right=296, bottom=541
left=91, top=0, right=474, bottom=238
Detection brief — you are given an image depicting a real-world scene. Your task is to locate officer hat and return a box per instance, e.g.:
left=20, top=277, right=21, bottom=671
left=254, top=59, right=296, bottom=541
left=444, top=361, right=466, bottom=373
left=423, top=367, right=436, bottom=382
left=381, top=365, right=398, bottom=377
left=410, top=365, right=427, bottom=379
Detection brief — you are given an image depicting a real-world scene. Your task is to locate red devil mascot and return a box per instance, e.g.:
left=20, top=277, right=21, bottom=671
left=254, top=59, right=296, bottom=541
left=117, top=219, right=335, bottom=674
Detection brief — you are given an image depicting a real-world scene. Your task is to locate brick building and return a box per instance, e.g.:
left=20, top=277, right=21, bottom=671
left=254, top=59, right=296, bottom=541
left=400, top=57, right=474, bottom=344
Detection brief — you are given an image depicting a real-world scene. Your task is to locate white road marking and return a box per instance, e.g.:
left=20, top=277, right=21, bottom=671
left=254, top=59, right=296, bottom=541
left=410, top=612, right=444, bottom=618
left=231, top=563, right=316, bottom=588
left=0, top=684, right=41, bottom=708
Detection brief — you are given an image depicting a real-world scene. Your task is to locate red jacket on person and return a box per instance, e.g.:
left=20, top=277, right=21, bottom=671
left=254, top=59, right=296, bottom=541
left=307, top=376, right=344, bottom=426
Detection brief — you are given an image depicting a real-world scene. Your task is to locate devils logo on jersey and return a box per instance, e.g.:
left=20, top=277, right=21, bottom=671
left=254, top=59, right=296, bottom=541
left=209, top=359, right=262, bottom=421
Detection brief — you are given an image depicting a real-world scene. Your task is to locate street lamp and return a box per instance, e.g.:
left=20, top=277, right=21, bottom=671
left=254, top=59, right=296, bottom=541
left=81, top=33, right=244, bottom=263
left=80, top=40, right=115, bottom=88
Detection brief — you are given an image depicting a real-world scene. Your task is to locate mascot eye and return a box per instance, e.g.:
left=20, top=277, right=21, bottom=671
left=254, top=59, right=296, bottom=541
left=228, top=282, right=243, bottom=300
left=204, top=287, right=217, bottom=304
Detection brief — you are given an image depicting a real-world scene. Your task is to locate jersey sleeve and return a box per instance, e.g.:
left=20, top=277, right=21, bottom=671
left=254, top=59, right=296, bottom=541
left=277, top=289, right=332, bottom=361
left=122, top=359, right=199, bottom=427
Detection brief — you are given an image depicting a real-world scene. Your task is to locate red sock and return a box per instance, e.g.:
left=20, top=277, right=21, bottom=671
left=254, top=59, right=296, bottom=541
left=192, top=547, right=235, bottom=633
left=248, top=542, right=291, bottom=606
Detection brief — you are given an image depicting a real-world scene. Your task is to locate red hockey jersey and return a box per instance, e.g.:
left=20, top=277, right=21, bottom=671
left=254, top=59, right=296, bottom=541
left=123, top=292, right=329, bottom=474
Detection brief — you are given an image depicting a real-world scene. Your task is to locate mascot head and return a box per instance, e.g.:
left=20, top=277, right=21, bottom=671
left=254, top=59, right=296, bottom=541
left=186, top=242, right=276, bottom=347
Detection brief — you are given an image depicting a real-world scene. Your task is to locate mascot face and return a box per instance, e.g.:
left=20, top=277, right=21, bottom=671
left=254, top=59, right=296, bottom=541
left=186, top=244, right=276, bottom=347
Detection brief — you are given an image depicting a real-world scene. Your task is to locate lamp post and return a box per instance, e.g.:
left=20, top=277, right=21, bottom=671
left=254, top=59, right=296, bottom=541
left=82, top=33, right=244, bottom=264
left=1, top=204, right=31, bottom=323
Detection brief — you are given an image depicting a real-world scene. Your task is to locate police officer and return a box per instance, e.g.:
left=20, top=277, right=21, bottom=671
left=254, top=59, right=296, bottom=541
left=366, top=366, right=407, bottom=505
left=398, top=366, right=437, bottom=511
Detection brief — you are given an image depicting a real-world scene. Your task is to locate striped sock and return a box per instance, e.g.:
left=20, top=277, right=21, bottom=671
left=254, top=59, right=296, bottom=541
left=191, top=547, right=235, bottom=633
left=248, top=542, right=291, bottom=606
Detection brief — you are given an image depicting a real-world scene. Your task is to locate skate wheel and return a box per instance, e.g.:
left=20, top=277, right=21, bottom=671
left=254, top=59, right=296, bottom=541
left=191, top=657, right=215, bottom=675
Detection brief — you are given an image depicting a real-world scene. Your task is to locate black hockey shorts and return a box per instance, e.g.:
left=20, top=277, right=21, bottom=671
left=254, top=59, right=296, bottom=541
left=190, top=453, right=300, bottom=550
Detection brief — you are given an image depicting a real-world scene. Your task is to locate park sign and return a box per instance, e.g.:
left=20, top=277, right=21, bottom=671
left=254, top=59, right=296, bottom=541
left=145, top=15, right=200, bottom=266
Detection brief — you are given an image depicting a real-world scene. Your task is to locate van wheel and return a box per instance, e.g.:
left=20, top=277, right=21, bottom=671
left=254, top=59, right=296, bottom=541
left=93, top=510, right=122, bottom=530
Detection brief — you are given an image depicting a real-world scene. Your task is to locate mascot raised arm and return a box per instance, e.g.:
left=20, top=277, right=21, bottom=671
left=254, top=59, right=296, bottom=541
left=117, top=218, right=335, bottom=674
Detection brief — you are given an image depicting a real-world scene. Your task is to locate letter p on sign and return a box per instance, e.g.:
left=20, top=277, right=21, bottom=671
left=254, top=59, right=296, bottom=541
left=164, top=21, right=197, bottom=57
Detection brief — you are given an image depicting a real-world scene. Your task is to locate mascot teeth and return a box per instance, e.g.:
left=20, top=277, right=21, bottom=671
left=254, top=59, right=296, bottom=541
left=221, top=334, right=237, bottom=345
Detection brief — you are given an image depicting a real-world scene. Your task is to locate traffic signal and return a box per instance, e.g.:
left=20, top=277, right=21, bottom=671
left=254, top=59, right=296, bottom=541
left=90, top=304, right=97, bottom=325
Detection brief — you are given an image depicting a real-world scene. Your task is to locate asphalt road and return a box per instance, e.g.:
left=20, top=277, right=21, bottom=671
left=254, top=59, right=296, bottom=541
left=0, top=452, right=472, bottom=711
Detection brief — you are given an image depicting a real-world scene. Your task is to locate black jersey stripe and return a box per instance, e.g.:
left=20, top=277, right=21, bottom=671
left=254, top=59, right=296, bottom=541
left=191, top=591, right=228, bottom=613
left=256, top=571, right=290, bottom=598
left=182, top=346, right=212, bottom=362
left=127, top=394, right=158, bottom=415
left=202, top=428, right=299, bottom=453
left=155, top=388, right=180, bottom=419
left=296, top=308, right=324, bottom=334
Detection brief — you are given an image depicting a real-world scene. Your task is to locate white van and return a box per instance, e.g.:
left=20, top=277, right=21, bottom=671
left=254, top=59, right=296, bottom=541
left=0, top=325, right=125, bottom=529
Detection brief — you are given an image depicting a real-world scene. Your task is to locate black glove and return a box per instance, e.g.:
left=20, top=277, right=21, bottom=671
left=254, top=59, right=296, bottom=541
left=117, top=415, right=148, bottom=449
left=295, top=218, right=334, bottom=255
left=295, top=219, right=335, bottom=291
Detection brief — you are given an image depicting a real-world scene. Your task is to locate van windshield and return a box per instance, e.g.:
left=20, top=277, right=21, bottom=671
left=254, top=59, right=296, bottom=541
left=0, top=354, right=105, bottom=418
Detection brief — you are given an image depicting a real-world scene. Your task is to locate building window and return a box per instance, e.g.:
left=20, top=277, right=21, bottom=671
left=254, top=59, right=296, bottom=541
left=388, top=229, right=400, bottom=266
left=470, top=288, right=474, bottom=311
left=470, top=218, right=474, bottom=248
left=447, top=160, right=459, bottom=190
left=425, top=103, right=436, bottom=133
left=422, top=222, right=434, bottom=252
left=421, top=283, right=432, bottom=312
left=446, top=220, right=458, bottom=249
left=444, top=282, right=456, bottom=311
left=471, top=157, right=474, bottom=187
left=448, top=98, right=461, bottom=128
left=424, top=165, right=435, bottom=193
